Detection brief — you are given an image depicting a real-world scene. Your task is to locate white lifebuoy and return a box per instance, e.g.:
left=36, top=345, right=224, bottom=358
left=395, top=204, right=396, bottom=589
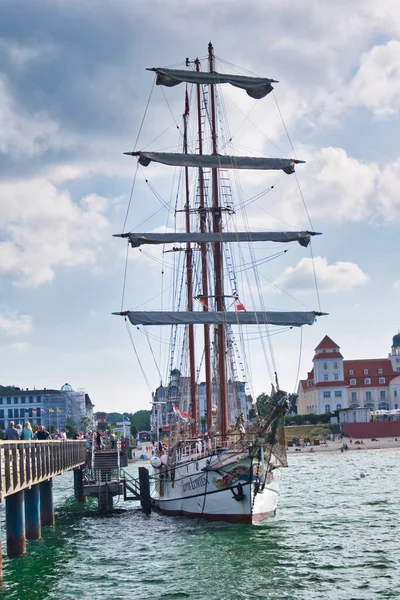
left=150, top=456, right=162, bottom=468
left=161, top=454, right=168, bottom=466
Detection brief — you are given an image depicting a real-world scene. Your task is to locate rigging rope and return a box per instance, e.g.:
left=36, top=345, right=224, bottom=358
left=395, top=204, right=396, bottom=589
left=125, top=319, right=153, bottom=393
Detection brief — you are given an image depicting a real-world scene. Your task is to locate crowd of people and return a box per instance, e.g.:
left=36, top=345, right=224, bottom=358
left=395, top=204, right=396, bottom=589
left=3, top=421, right=68, bottom=440
left=3, top=422, right=122, bottom=453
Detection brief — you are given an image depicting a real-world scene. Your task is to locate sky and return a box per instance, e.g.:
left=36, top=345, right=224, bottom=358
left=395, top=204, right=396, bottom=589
left=1, top=0, right=400, bottom=414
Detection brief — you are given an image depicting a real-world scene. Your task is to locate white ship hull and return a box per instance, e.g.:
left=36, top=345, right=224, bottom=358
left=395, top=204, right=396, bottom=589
left=151, top=452, right=282, bottom=524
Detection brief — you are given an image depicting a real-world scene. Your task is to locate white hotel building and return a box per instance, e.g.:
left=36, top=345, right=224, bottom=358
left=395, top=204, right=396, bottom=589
left=297, top=334, right=400, bottom=415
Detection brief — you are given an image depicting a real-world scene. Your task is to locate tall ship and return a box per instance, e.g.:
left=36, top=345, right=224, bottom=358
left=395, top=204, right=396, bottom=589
left=114, top=43, right=324, bottom=523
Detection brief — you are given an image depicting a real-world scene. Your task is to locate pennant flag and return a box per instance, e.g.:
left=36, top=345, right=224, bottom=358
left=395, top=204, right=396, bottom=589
left=235, top=297, right=246, bottom=312
left=41, top=409, right=45, bottom=414
left=32, top=409, right=37, bottom=413
left=49, top=408, right=55, bottom=413
left=185, top=85, right=190, bottom=116
left=172, top=403, right=192, bottom=423
left=198, top=296, right=207, bottom=306
left=57, top=408, right=62, bottom=413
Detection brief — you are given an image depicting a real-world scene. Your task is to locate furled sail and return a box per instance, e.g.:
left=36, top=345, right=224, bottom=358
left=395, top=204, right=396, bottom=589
left=115, top=311, right=325, bottom=327
left=124, top=151, right=303, bottom=175
left=146, top=67, right=277, bottom=99
left=116, top=231, right=321, bottom=248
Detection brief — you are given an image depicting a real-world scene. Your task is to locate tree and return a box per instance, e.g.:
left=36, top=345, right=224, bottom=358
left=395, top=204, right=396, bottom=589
left=80, top=415, right=93, bottom=432
left=130, top=424, right=138, bottom=437
left=130, top=410, right=151, bottom=432
left=65, top=417, right=77, bottom=439
left=255, top=393, right=271, bottom=418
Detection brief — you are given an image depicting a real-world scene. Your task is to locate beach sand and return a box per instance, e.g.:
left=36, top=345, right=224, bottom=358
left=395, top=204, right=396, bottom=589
left=287, top=437, right=400, bottom=455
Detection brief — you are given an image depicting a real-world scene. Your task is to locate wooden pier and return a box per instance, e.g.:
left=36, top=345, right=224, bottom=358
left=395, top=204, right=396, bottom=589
left=0, top=440, right=152, bottom=577
left=0, top=440, right=86, bottom=573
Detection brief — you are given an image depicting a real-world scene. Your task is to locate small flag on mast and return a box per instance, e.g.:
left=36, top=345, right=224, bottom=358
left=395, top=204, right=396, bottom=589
left=235, top=296, right=246, bottom=312
left=185, top=86, right=190, bottom=116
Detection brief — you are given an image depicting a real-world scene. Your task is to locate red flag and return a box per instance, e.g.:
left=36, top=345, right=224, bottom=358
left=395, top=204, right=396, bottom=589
left=185, top=86, right=190, bottom=116
left=235, top=297, right=246, bottom=312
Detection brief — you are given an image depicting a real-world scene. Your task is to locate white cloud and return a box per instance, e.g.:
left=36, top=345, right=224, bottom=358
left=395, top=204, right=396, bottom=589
left=0, top=75, right=60, bottom=159
left=0, top=179, right=110, bottom=286
left=276, top=256, right=370, bottom=293
left=0, top=311, right=33, bottom=336
left=0, top=38, right=60, bottom=69
left=348, top=41, right=400, bottom=117
left=11, top=342, right=31, bottom=353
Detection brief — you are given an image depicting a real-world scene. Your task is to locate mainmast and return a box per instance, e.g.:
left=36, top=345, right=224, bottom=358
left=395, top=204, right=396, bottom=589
left=195, top=57, right=213, bottom=433
left=208, top=42, right=228, bottom=438
left=183, top=87, right=197, bottom=436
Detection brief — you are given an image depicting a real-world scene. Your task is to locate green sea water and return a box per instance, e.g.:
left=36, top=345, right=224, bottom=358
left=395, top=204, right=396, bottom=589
left=1, top=448, right=399, bottom=600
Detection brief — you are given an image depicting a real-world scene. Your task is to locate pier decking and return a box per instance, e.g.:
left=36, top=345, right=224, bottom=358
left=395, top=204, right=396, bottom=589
left=0, top=440, right=87, bottom=500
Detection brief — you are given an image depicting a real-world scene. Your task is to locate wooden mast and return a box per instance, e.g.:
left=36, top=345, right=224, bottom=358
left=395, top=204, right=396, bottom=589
left=195, top=57, right=213, bottom=433
left=208, top=42, right=228, bottom=438
left=183, top=87, right=197, bottom=436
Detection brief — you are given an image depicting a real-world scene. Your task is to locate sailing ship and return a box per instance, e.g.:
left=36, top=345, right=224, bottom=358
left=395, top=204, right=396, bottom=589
left=114, top=43, right=324, bottom=523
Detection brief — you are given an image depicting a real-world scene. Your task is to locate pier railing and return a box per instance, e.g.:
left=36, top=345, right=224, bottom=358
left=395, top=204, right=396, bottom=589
left=0, top=440, right=87, bottom=500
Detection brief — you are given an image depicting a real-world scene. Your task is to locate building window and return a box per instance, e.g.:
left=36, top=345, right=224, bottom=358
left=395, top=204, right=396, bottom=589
left=349, top=370, right=354, bottom=375
left=324, top=374, right=328, bottom=381
left=364, top=402, right=374, bottom=409
left=21, top=396, right=26, bottom=404
left=29, top=396, right=34, bottom=404
left=350, top=379, right=356, bottom=385
left=323, top=391, right=331, bottom=398
left=336, top=403, right=342, bottom=410
left=335, top=391, right=342, bottom=398
left=334, top=362, right=338, bottom=369
left=7, top=397, right=11, bottom=404
left=351, top=391, right=357, bottom=402
left=323, top=362, right=327, bottom=370
left=334, top=373, right=339, bottom=380
left=378, top=377, right=385, bottom=384
left=349, top=403, right=359, bottom=408
left=364, top=378, right=371, bottom=385
left=325, top=404, right=331, bottom=413
left=378, top=402, right=389, bottom=410
left=0, top=398, right=2, bottom=405
left=366, top=391, right=372, bottom=401
left=395, top=391, right=398, bottom=398
left=8, top=409, right=13, bottom=418
left=0, top=409, right=3, bottom=419
left=364, top=369, right=368, bottom=375
left=322, top=349, right=326, bottom=353
left=378, top=368, right=383, bottom=374
left=13, top=408, right=19, bottom=418
left=397, top=358, right=400, bottom=363
left=36, top=396, right=41, bottom=403
left=380, top=390, right=386, bottom=400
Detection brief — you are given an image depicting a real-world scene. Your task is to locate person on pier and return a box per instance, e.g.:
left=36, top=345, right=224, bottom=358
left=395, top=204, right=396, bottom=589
left=4, top=421, right=19, bottom=440
left=20, top=421, right=33, bottom=440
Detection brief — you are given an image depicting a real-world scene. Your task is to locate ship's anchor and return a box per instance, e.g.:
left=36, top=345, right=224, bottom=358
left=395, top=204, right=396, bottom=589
left=231, top=482, right=245, bottom=502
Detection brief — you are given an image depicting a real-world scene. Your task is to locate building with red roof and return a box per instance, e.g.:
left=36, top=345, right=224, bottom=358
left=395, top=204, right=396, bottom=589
left=297, top=333, right=400, bottom=414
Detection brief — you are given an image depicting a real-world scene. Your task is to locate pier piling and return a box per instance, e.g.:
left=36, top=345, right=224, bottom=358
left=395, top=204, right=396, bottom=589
left=6, top=490, right=26, bottom=557
left=139, top=467, right=151, bottom=515
left=73, top=468, right=86, bottom=502
left=98, top=484, right=113, bottom=514
left=25, top=484, right=41, bottom=540
left=40, top=479, right=55, bottom=527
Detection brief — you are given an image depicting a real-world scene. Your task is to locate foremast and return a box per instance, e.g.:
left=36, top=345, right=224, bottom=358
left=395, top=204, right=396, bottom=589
left=194, top=57, right=213, bottom=433
left=183, top=84, right=197, bottom=437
